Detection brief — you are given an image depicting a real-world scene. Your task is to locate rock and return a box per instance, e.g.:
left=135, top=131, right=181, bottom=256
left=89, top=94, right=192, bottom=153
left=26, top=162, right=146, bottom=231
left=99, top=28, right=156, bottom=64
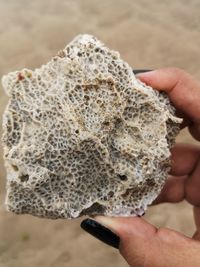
left=1, top=34, right=182, bottom=219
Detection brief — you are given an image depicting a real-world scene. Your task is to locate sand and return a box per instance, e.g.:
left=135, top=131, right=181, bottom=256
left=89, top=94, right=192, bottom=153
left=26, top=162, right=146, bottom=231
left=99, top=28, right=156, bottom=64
left=0, top=1, right=200, bottom=266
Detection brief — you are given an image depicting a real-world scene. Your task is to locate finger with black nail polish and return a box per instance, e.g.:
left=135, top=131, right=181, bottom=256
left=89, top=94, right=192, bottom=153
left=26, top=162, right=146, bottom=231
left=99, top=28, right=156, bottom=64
left=81, top=218, right=120, bottom=249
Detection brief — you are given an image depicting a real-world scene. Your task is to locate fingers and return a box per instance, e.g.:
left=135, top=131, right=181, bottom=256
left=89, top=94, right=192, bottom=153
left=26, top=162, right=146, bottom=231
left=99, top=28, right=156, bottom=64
left=189, top=124, right=200, bottom=141
left=170, top=143, right=200, bottom=176
left=137, top=68, right=200, bottom=124
left=185, top=158, right=200, bottom=206
left=95, top=216, right=200, bottom=267
left=153, top=176, right=185, bottom=205
left=154, top=143, right=200, bottom=205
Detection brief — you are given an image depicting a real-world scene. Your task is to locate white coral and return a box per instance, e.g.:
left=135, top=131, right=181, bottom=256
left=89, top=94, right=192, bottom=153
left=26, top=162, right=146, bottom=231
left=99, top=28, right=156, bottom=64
left=1, top=34, right=182, bottom=219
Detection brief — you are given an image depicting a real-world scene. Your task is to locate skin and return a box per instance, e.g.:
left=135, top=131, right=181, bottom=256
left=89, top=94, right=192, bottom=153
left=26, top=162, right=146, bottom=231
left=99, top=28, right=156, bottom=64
left=96, top=68, right=200, bottom=267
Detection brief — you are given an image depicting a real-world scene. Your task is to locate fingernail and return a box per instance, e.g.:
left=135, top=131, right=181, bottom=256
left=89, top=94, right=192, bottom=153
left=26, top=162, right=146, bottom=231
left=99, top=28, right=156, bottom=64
left=81, top=218, right=120, bottom=249
left=133, top=69, right=153, bottom=75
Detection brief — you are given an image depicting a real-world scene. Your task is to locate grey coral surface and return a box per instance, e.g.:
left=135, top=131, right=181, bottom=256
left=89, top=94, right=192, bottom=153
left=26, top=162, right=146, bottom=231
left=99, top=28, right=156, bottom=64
left=1, top=34, right=181, bottom=219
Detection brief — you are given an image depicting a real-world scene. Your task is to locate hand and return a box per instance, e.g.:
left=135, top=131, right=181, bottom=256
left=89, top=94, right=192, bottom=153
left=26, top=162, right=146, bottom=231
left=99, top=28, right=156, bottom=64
left=88, top=68, right=200, bottom=267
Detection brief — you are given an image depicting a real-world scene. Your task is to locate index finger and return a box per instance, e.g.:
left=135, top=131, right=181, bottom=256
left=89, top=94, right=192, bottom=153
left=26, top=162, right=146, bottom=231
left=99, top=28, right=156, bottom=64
left=137, top=68, right=200, bottom=123
left=170, top=143, right=200, bottom=176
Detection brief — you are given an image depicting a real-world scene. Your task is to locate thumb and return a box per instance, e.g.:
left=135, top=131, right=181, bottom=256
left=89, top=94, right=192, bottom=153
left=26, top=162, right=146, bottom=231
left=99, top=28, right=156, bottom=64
left=96, top=216, right=157, bottom=266
left=95, top=216, right=200, bottom=267
left=136, top=68, right=200, bottom=124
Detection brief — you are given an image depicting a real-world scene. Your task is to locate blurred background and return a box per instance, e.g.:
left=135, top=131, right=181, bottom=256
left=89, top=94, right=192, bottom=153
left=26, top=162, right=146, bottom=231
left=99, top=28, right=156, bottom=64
left=0, top=0, right=200, bottom=266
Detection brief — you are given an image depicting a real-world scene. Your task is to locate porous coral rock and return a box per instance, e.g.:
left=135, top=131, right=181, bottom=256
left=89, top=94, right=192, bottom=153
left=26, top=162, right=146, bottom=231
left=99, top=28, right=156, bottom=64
left=1, top=34, right=182, bottom=219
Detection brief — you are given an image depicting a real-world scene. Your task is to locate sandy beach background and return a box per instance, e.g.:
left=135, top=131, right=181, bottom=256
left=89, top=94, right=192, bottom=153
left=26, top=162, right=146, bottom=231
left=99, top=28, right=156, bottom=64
left=0, top=1, right=200, bottom=266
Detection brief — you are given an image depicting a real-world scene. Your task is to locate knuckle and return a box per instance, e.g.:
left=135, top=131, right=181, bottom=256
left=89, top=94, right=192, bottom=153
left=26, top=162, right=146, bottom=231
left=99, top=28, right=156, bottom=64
left=157, top=227, right=185, bottom=244
left=166, top=67, right=189, bottom=83
left=156, top=227, right=170, bottom=239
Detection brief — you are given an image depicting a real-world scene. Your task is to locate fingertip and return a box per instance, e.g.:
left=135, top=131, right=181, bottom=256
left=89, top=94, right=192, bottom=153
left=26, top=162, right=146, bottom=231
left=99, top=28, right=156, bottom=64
left=136, top=70, right=157, bottom=84
left=136, top=67, right=182, bottom=92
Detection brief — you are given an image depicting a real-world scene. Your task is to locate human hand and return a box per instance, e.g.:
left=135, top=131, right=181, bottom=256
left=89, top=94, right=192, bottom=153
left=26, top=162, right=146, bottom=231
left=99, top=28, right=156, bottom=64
left=81, top=68, right=200, bottom=267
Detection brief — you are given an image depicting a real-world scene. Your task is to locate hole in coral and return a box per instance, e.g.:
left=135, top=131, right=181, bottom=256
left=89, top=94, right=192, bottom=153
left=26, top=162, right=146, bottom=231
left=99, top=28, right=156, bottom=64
left=11, top=165, right=18, bottom=172
left=146, top=178, right=155, bottom=186
left=102, top=121, right=110, bottom=126
left=19, top=174, right=29, bottom=182
left=117, top=174, right=128, bottom=181
left=115, top=118, right=122, bottom=126
left=107, top=191, right=114, bottom=198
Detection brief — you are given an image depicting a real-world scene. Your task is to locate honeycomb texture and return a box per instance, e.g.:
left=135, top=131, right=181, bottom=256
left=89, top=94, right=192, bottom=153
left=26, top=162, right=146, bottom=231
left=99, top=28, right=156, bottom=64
left=1, top=34, right=182, bottom=219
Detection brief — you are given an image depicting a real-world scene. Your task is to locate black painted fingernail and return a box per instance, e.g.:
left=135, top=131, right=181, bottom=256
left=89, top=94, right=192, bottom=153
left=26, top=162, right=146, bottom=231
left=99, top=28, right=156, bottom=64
left=133, top=69, right=153, bottom=75
left=81, top=218, right=120, bottom=249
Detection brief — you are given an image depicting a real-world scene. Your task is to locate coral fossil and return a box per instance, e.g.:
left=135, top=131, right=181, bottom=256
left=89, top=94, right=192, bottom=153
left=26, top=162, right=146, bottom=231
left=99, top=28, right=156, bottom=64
left=2, top=34, right=181, bottom=219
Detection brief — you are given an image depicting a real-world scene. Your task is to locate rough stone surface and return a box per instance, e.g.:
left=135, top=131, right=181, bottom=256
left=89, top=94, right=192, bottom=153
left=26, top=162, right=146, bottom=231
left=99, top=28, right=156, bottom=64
left=2, top=34, right=181, bottom=219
